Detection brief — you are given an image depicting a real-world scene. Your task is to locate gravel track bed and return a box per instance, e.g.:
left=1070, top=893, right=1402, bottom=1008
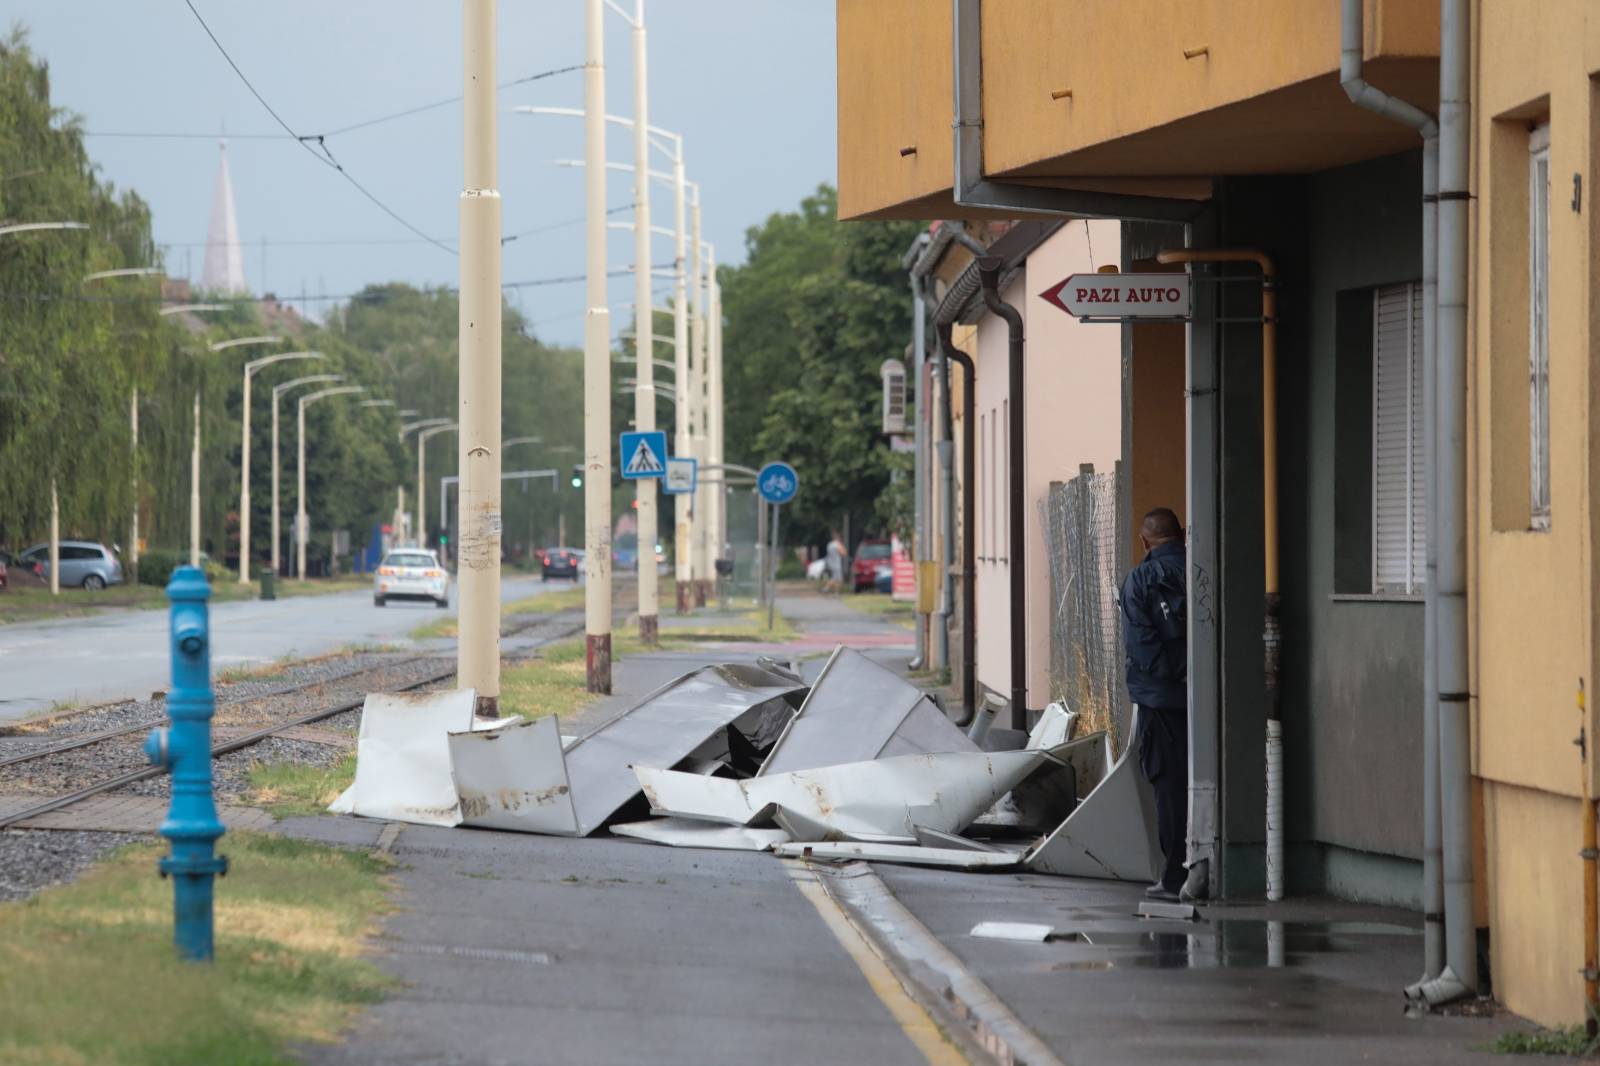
left=0, top=655, right=451, bottom=803
left=0, top=651, right=421, bottom=755
left=0, top=829, right=150, bottom=902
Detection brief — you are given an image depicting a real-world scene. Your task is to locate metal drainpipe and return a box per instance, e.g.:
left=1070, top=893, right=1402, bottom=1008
left=908, top=264, right=930, bottom=671
left=1156, top=247, right=1279, bottom=899
left=1337, top=0, right=1444, bottom=986
left=938, top=321, right=978, bottom=723
left=977, top=257, right=1027, bottom=732
left=1413, top=0, right=1477, bottom=1006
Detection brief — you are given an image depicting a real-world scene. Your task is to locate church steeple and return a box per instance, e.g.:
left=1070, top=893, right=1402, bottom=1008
left=201, top=141, right=247, bottom=294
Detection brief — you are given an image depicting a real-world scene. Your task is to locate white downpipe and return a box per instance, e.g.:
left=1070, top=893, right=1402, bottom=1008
left=1338, top=0, right=1444, bottom=983
left=1266, top=718, right=1284, bottom=900
left=1417, top=0, right=1477, bottom=1005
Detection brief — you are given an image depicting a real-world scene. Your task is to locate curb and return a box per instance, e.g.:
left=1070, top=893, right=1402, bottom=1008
left=813, top=860, right=1067, bottom=1066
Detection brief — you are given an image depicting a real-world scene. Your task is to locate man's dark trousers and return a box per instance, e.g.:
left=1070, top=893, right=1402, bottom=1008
left=1137, top=703, right=1188, bottom=892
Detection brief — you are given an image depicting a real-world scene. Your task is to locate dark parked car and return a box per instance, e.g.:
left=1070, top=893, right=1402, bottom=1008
left=18, top=541, right=124, bottom=590
left=852, top=539, right=892, bottom=591
left=540, top=546, right=581, bottom=581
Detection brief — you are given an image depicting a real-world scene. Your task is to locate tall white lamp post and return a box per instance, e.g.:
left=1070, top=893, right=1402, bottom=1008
left=417, top=422, right=459, bottom=551
left=296, top=385, right=366, bottom=580
left=272, top=374, right=343, bottom=575
left=219, top=339, right=326, bottom=583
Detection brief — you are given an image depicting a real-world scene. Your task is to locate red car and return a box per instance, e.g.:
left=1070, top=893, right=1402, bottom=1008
left=852, top=540, right=892, bottom=591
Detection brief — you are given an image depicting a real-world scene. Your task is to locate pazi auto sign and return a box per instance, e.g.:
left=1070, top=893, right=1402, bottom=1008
left=1040, top=273, right=1191, bottom=320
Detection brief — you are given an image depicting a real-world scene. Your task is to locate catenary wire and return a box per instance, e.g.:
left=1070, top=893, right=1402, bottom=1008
left=181, top=0, right=456, bottom=255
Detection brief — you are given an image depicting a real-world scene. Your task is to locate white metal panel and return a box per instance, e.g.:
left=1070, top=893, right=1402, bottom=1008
left=449, top=715, right=579, bottom=835
left=340, top=689, right=479, bottom=826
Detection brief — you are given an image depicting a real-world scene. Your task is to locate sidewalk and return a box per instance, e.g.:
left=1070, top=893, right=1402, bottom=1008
left=288, top=591, right=1546, bottom=1065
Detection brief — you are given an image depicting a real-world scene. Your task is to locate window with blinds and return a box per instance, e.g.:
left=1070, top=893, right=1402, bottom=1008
left=1529, top=123, right=1551, bottom=530
left=1372, top=282, right=1425, bottom=595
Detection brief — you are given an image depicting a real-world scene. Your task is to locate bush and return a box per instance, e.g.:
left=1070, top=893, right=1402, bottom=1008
left=136, top=549, right=228, bottom=588
left=775, top=555, right=806, bottom=580
left=135, top=548, right=185, bottom=588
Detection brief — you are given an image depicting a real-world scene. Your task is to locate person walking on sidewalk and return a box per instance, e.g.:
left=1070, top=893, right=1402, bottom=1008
left=823, top=530, right=847, bottom=595
left=1119, top=507, right=1189, bottom=902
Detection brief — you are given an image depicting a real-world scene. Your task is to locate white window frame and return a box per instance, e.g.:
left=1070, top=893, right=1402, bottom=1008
left=1529, top=123, right=1551, bottom=530
left=1371, top=281, right=1425, bottom=596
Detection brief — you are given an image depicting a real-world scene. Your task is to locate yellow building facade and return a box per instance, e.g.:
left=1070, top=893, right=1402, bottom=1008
left=837, top=0, right=1600, bottom=1028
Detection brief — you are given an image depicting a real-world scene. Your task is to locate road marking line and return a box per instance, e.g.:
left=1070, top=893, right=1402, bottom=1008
left=783, top=858, right=967, bottom=1066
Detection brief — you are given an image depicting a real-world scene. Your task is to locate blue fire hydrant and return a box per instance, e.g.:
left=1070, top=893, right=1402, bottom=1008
left=143, top=565, right=227, bottom=962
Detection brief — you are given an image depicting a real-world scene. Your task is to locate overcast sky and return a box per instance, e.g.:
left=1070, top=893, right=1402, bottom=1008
left=16, top=2, right=837, bottom=345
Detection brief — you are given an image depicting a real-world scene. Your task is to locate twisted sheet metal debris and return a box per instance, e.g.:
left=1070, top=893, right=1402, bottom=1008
left=1022, top=707, right=1162, bottom=881
left=636, top=746, right=1069, bottom=841
left=758, top=646, right=977, bottom=775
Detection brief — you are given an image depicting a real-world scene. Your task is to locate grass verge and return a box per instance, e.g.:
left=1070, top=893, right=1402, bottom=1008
left=410, top=581, right=589, bottom=641
left=497, top=604, right=795, bottom=723
left=248, top=755, right=358, bottom=819
left=0, top=832, right=393, bottom=1065
left=1487, top=1022, right=1600, bottom=1056
left=0, top=575, right=371, bottom=626
left=839, top=591, right=917, bottom=628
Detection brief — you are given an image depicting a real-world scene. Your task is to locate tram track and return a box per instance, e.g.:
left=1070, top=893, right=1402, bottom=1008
left=0, top=611, right=586, bottom=831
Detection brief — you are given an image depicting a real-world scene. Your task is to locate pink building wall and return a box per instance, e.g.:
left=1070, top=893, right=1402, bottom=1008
left=972, top=220, right=1123, bottom=710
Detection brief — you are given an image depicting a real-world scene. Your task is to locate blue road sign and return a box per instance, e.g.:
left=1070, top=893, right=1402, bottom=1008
left=757, top=461, right=799, bottom=505
left=663, top=456, right=697, bottom=494
left=619, top=430, right=667, bottom=479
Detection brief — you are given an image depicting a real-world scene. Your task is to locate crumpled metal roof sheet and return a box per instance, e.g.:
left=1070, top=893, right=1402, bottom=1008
left=758, top=646, right=976, bottom=775
left=559, top=662, right=806, bottom=835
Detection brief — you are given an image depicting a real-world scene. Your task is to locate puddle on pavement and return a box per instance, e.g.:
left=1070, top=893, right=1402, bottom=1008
left=1025, top=920, right=1419, bottom=972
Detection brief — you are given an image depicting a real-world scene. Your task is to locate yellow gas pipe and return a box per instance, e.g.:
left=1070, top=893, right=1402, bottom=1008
left=1582, top=680, right=1597, bottom=1035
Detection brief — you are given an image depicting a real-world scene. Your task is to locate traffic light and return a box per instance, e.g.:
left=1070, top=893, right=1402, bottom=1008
left=570, top=464, right=584, bottom=489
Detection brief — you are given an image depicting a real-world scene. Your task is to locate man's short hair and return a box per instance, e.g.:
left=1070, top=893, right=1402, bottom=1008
left=1143, top=507, right=1182, bottom=540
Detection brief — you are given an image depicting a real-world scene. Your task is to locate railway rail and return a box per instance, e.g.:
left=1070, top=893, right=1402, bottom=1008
left=0, top=612, right=585, bottom=831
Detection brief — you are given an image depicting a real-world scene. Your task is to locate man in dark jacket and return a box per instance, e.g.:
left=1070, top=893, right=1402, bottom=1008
left=1119, top=507, right=1188, bottom=901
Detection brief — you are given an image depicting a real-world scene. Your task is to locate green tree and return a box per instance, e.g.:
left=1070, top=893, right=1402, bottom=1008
left=718, top=184, right=922, bottom=548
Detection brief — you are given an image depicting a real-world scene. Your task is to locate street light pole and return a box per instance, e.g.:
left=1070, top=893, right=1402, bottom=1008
left=83, top=266, right=163, bottom=585
left=630, top=0, right=660, bottom=644
left=217, top=340, right=324, bottom=584
left=459, top=0, right=504, bottom=715
left=272, top=374, right=343, bottom=576
left=688, top=192, right=707, bottom=606
left=418, top=423, right=459, bottom=551
left=401, top=417, right=451, bottom=543
left=160, top=305, right=228, bottom=569
left=296, top=386, right=365, bottom=581
left=672, top=157, right=691, bottom=613
left=583, top=0, right=614, bottom=693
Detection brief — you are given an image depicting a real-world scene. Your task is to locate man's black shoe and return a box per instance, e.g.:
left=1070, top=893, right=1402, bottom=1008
left=1144, top=883, right=1180, bottom=902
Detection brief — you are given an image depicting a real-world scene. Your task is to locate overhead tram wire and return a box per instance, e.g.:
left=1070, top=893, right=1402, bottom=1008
left=180, top=0, right=456, bottom=255
left=154, top=204, right=633, bottom=250
left=84, top=65, right=583, bottom=142
left=0, top=266, right=676, bottom=306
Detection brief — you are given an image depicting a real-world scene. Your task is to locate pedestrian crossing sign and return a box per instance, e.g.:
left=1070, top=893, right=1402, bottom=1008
left=619, top=430, right=668, bottom=479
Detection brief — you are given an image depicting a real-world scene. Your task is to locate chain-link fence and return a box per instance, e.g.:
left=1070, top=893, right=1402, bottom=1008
left=1040, top=465, right=1130, bottom=753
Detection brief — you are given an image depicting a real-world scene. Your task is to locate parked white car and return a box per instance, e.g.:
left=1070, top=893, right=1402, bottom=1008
left=374, top=549, right=450, bottom=608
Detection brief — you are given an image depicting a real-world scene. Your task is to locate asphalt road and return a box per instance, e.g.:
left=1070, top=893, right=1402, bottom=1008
left=0, top=572, right=553, bottom=723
